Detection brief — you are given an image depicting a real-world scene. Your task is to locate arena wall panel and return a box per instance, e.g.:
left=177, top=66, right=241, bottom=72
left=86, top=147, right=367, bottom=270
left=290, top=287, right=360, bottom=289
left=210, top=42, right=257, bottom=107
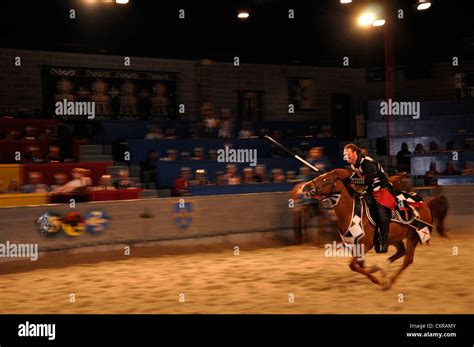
left=0, top=192, right=295, bottom=253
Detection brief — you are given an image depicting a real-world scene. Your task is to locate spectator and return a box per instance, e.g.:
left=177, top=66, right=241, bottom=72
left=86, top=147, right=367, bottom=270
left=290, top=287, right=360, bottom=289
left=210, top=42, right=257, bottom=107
left=191, top=147, right=205, bottom=160
left=442, top=162, right=461, bottom=175
left=21, top=172, right=50, bottom=193
left=82, top=169, right=93, bottom=187
left=216, top=171, right=227, bottom=186
left=225, top=164, right=241, bottom=185
left=414, top=143, right=427, bottom=155
left=92, top=175, right=116, bottom=190
left=270, top=168, right=286, bottom=183
left=243, top=167, right=255, bottom=184
left=200, top=100, right=215, bottom=119
left=200, top=100, right=218, bottom=138
left=161, top=149, right=178, bottom=161
left=190, top=124, right=201, bottom=139
left=45, top=145, right=63, bottom=163
left=445, top=141, right=457, bottom=152
left=463, top=138, right=473, bottom=151
left=6, top=129, right=22, bottom=140
left=316, top=124, right=333, bottom=138
left=114, top=169, right=133, bottom=189
left=429, top=141, right=442, bottom=154
left=24, top=145, right=44, bottom=163
left=424, top=162, right=440, bottom=186
left=306, top=146, right=332, bottom=173
left=286, top=171, right=300, bottom=183
left=24, top=126, right=38, bottom=140
left=270, top=129, right=283, bottom=143
left=218, top=109, right=233, bottom=138
left=396, top=142, right=412, bottom=173
left=189, top=169, right=209, bottom=186
left=164, top=127, right=176, bottom=140
left=144, top=125, right=164, bottom=140
left=180, top=151, right=191, bottom=160
left=50, top=173, right=68, bottom=191
left=173, top=167, right=191, bottom=196
left=238, top=122, right=254, bottom=139
left=253, top=164, right=268, bottom=183
left=208, top=149, right=218, bottom=160
left=51, top=168, right=89, bottom=194
left=297, top=166, right=311, bottom=182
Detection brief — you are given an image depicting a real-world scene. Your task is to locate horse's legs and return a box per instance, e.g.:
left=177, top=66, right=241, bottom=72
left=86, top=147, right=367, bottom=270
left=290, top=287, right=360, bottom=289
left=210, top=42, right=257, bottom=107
left=349, top=257, right=383, bottom=285
left=385, top=232, right=418, bottom=289
left=368, top=240, right=406, bottom=275
left=293, top=210, right=303, bottom=243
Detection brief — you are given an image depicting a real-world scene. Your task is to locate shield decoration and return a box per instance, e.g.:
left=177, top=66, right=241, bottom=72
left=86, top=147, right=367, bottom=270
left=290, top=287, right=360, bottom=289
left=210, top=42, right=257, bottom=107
left=37, top=212, right=63, bottom=236
left=172, top=202, right=193, bottom=230
left=85, top=210, right=110, bottom=234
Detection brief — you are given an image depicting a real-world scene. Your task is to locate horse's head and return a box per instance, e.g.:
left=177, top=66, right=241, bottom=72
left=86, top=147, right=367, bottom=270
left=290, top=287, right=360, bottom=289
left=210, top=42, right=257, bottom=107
left=302, top=169, right=351, bottom=199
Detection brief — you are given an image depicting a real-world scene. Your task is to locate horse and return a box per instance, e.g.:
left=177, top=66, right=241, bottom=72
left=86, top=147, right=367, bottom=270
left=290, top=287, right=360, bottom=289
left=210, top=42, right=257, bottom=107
left=290, top=173, right=413, bottom=243
left=302, top=168, right=448, bottom=289
left=290, top=182, right=327, bottom=243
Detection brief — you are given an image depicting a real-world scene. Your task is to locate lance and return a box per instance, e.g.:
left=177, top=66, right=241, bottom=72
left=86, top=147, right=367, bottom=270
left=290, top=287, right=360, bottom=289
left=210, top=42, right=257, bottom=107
left=264, top=135, right=320, bottom=173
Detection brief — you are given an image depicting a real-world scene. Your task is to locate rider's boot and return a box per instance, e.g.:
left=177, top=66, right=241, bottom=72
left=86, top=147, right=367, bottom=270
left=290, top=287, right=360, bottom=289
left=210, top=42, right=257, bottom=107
left=375, top=220, right=389, bottom=253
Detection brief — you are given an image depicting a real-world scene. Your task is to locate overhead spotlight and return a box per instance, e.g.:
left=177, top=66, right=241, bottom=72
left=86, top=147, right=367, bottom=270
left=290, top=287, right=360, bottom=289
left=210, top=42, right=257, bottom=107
left=372, top=19, right=386, bottom=27
left=358, top=12, right=375, bottom=26
left=340, top=0, right=352, bottom=3
left=116, top=0, right=129, bottom=4
left=416, top=0, right=431, bottom=10
left=237, top=11, right=250, bottom=19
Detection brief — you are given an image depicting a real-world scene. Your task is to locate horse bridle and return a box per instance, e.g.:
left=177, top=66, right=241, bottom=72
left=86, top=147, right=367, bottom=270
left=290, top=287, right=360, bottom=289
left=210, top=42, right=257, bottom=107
left=307, top=172, right=338, bottom=199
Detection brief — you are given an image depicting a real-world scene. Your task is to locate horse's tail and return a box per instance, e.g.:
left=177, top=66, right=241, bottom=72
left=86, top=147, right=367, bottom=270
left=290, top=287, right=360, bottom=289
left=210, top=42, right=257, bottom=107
left=427, top=195, right=448, bottom=237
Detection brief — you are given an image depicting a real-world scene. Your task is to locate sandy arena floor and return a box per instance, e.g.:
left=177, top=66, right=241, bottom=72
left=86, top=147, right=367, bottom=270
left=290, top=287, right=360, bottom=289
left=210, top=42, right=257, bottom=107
left=1, top=225, right=472, bottom=314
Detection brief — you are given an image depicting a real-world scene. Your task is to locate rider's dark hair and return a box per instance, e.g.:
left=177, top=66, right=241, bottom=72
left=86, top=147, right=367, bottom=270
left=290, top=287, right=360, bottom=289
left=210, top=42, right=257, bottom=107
left=344, top=143, right=363, bottom=156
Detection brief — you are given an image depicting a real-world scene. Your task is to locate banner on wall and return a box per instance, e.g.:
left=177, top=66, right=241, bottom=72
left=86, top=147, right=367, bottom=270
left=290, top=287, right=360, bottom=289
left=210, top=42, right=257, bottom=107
left=41, top=66, right=177, bottom=120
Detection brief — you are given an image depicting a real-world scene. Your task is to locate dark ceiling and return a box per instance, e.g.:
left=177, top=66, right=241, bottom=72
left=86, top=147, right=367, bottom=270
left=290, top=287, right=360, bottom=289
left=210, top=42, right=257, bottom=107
left=0, top=0, right=472, bottom=67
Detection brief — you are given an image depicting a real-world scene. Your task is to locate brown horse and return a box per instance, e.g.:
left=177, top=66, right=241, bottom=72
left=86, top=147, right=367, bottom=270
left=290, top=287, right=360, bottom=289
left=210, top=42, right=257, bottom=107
left=290, top=182, right=327, bottom=243
left=290, top=173, right=412, bottom=243
left=303, top=168, right=448, bottom=289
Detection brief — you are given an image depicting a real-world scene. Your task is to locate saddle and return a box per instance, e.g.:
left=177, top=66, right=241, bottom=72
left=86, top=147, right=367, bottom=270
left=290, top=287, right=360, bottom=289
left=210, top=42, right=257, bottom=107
left=359, top=191, right=418, bottom=225
left=361, top=191, right=433, bottom=243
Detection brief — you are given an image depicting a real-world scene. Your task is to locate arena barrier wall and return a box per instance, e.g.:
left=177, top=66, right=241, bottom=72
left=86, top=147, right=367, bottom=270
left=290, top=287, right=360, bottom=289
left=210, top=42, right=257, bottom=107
left=0, top=192, right=298, bottom=255
left=0, top=186, right=472, bottom=262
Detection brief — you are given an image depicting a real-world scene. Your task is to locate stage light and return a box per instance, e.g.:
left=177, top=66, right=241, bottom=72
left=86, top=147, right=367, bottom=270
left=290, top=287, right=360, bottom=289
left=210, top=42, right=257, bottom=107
left=238, top=11, right=250, bottom=19
left=372, top=19, right=386, bottom=27
left=340, top=0, right=352, bottom=4
left=116, top=0, right=129, bottom=4
left=358, top=12, right=375, bottom=26
left=417, top=0, right=431, bottom=10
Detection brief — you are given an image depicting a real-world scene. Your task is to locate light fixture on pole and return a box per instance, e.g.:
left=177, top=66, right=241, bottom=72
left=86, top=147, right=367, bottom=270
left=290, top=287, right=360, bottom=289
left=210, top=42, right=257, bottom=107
left=358, top=12, right=376, bottom=26
left=237, top=11, right=250, bottom=19
left=416, top=0, right=431, bottom=10
left=372, top=19, right=386, bottom=27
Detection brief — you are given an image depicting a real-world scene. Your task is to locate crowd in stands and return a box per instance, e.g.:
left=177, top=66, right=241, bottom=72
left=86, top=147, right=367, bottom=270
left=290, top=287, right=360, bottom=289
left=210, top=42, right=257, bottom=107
left=394, top=139, right=474, bottom=186
left=137, top=100, right=334, bottom=141
left=171, top=146, right=332, bottom=196
left=0, top=167, right=138, bottom=196
left=396, top=139, right=474, bottom=177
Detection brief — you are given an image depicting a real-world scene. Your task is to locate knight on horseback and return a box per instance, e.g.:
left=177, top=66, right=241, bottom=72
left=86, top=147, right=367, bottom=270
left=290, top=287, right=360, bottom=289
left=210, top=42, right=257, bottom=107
left=342, top=144, right=397, bottom=253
